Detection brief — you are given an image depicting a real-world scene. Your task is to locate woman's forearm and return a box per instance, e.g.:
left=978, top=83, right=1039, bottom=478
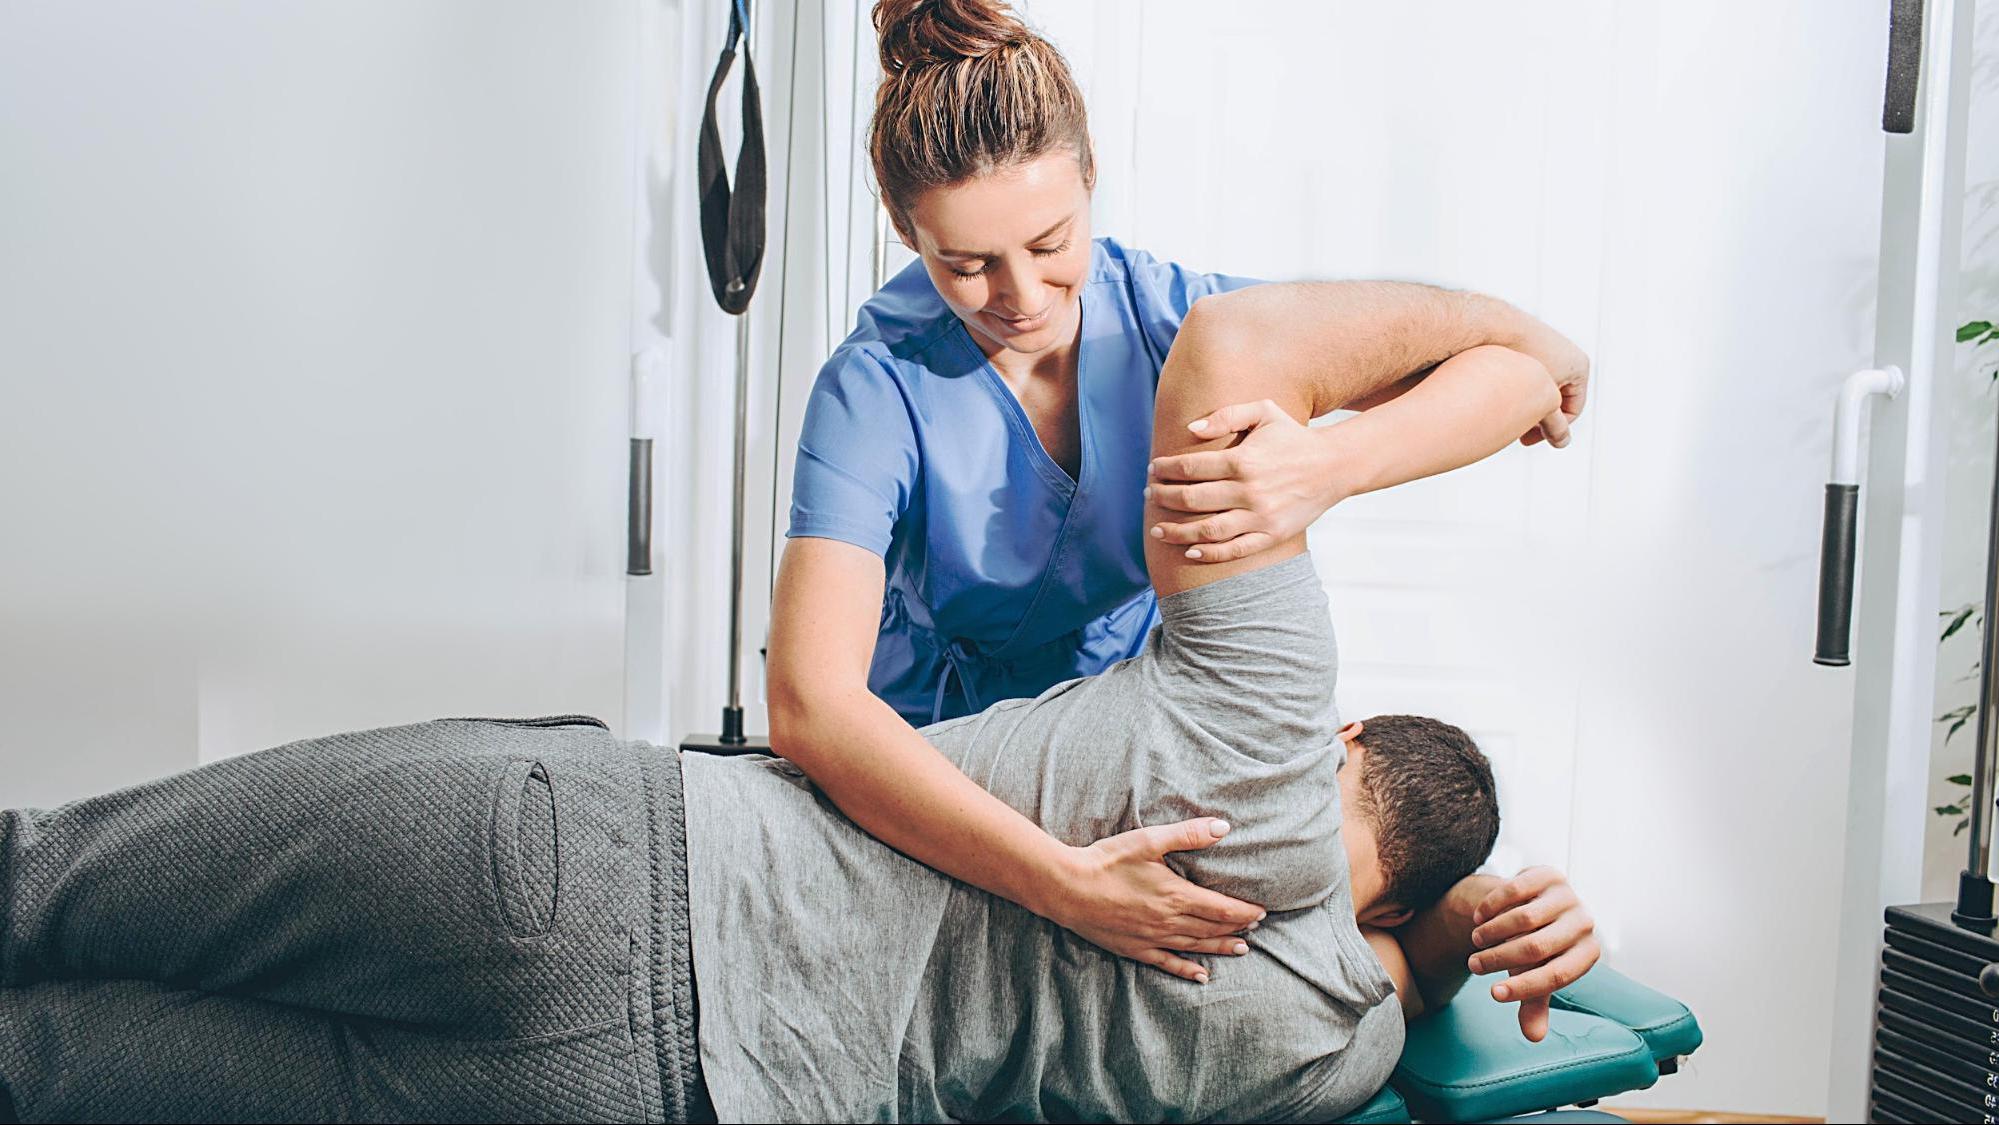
left=768, top=686, right=1072, bottom=915
left=1320, top=345, right=1560, bottom=502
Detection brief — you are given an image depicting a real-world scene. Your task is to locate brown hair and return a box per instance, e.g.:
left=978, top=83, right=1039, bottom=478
left=1354, top=714, right=1502, bottom=911
left=868, top=0, right=1095, bottom=234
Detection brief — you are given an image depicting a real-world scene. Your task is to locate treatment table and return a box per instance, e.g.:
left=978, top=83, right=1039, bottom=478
left=1339, top=965, right=1703, bottom=1123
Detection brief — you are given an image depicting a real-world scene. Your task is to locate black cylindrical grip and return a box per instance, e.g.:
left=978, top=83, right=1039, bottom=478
left=626, top=438, right=653, bottom=577
left=1816, top=483, right=1860, bottom=666
left=1882, top=0, right=1925, bottom=134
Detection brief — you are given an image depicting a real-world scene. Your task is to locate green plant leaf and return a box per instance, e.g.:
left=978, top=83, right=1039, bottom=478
left=1938, top=804, right=1966, bottom=815
left=1944, top=604, right=1980, bottom=641
left=1951, top=774, right=1975, bottom=785
left=1950, top=716, right=1974, bottom=743
left=1964, top=320, right=1996, bottom=342
left=1958, top=818, right=1971, bottom=836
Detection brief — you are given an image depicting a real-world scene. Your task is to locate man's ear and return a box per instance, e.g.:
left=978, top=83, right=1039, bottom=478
left=1361, top=904, right=1414, bottom=929
left=1338, top=721, right=1364, bottom=745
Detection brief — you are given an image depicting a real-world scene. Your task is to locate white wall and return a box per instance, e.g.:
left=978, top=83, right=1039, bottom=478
left=0, top=2, right=638, bottom=805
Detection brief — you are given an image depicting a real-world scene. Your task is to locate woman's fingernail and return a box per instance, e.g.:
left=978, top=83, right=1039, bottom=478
left=1245, top=921, right=1260, bottom=932
left=1232, top=942, right=1249, bottom=955
left=1188, top=419, right=1209, bottom=433
left=1186, top=548, right=1203, bottom=559
left=1256, top=910, right=1268, bottom=922
left=1143, top=486, right=1152, bottom=499
left=1194, top=972, right=1209, bottom=985
left=1151, top=525, right=1164, bottom=539
left=1209, top=820, right=1230, bottom=837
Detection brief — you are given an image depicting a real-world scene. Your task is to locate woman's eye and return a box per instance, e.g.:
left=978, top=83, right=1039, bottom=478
left=1031, top=240, right=1072, bottom=258
left=951, top=266, right=987, bottom=280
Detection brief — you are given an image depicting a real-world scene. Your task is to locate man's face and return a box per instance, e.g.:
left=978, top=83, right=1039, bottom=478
left=901, top=152, right=1093, bottom=362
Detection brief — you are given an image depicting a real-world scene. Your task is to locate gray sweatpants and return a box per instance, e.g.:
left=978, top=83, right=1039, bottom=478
left=0, top=717, right=705, bottom=1124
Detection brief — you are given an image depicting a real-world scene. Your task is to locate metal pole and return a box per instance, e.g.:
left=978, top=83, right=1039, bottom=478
left=722, top=1, right=754, bottom=744
left=724, top=306, right=750, bottom=739
left=1958, top=421, right=1999, bottom=923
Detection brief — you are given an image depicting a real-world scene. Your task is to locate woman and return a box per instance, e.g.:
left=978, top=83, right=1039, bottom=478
left=766, top=0, right=1596, bottom=1036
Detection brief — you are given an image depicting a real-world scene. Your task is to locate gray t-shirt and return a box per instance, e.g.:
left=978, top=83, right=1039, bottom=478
left=681, top=554, right=1403, bottom=1122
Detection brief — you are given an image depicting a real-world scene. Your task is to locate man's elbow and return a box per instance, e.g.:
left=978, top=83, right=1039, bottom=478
left=1176, top=290, right=1266, bottom=362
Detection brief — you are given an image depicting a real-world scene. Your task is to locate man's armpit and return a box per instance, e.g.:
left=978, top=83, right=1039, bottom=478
left=1363, top=926, right=1425, bottom=1023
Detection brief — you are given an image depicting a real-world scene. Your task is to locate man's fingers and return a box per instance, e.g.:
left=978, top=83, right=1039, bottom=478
left=1186, top=399, right=1280, bottom=440
left=1472, top=867, right=1566, bottom=927
left=1471, top=883, right=1578, bottom=948
left=1146, top=480, right=1243, bottom=514
left=1467, top=909, right=1593, bottom=975
left=1490, top=939, right=1601, bottom=1004
left=1560, top=375, right=1589, bottom=421
left=1183, top=532, right=1275, bottom=564
left=1535, top=407, right=1571, bottom=449
left=1150, top=450, right=1236, bottom=483
left=1515, top=996, right=1551, bottom=1042
left=1151, top=512, right=1256, bottom=547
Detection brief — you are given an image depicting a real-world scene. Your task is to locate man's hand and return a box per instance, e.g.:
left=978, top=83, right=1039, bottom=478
left=1480, top=299, right=1589, bottom=449
left=1466, top=866, right=1600, bottom=1041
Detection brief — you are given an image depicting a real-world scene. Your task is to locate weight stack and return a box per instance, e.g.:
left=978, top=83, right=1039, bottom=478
left=1872, top=902, right=1999, bottom=1122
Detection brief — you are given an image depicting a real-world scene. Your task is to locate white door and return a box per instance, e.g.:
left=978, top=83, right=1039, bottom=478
left=0, top=1, right=639, bottom=806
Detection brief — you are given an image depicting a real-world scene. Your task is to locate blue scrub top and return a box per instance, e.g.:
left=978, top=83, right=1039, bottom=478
left=787, top=237, right=1260, bottom=726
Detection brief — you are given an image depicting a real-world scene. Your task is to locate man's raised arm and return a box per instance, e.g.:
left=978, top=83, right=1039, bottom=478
left=1143, top=302, right=1562, bottom=598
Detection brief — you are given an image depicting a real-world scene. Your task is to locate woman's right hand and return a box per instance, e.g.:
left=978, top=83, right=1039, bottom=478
left=1035, top=817, right=1267, bottom=983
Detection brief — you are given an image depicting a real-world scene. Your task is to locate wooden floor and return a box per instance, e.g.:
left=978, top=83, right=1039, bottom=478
left=1604, top=1109, right=1822, bottom=1124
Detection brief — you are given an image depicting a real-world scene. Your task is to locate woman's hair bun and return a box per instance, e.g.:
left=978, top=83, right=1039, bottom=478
left=874, top=0, right=1030, bottom=75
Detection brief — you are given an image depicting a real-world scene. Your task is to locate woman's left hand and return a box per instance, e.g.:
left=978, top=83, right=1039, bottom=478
left=1145, top=399, right=1342, bottom=564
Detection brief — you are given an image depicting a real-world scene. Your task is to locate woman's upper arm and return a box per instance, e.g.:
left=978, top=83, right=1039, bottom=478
left=788, top=347, right=922, bottom=557
left=765, top=536, right=889, bottom=756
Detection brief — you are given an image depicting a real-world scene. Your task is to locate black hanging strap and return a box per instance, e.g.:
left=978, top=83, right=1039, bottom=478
left=697, top=1, right=767, bottom=315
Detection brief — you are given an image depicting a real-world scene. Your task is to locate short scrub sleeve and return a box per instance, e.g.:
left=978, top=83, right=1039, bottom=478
left=1115, top=242, right=1264, bottom=370
left=786, top=345, right=921, bottom=558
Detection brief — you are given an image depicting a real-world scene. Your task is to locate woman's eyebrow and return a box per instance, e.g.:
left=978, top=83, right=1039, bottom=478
left=936, top=213, right=1075, bottom=258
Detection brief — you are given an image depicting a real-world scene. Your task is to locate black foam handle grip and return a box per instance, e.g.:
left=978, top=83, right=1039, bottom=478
left=626, top=438, right=653, bottom=577
left=1816, top=483, right=1860, bottom=665
left=1883, top=0, right=1925, bottom=134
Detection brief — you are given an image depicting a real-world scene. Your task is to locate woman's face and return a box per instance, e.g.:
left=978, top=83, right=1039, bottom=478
left=901, top=151, right=1093, bottom=362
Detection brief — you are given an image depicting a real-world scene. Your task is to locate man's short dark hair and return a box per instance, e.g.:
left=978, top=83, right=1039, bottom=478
left=1353, top=714, right=1501, bottom=912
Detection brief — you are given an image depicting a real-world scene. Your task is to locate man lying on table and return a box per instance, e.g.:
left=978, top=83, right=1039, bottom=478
left=0, top=325, right=1594, bottom=1124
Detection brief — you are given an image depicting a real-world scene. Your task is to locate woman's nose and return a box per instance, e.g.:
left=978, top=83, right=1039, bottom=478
left=988, top=255, right=1035, bottom=313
